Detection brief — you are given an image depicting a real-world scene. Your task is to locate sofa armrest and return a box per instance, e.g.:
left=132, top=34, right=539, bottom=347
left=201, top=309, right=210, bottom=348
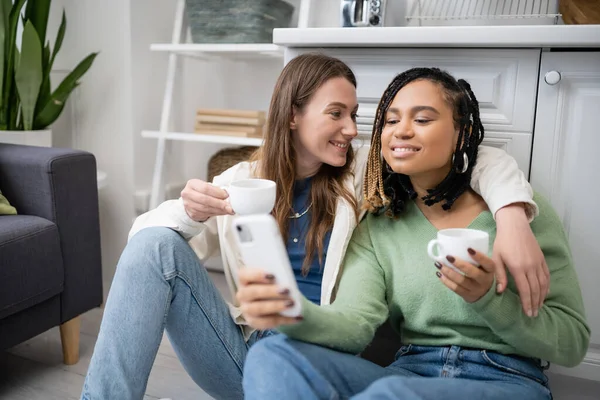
left=0, top=144, right=103, bottom=321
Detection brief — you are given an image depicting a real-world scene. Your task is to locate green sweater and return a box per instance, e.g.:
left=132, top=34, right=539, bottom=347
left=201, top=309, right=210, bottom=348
left=280, top=194, right=590, bottom=367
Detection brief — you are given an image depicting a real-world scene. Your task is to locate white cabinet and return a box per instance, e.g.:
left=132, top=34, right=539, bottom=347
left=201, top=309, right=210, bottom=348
left=285, top=48, right=540, bottom=174
left=530, top=52, right=600, bottom=381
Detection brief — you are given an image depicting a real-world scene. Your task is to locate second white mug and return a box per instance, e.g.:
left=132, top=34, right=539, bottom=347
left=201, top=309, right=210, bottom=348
left=427, top=228, right=489, bottom=274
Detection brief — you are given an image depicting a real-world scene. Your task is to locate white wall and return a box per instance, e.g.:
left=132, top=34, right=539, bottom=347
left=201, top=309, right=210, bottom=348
left=48, top=0, right=135, bottom=294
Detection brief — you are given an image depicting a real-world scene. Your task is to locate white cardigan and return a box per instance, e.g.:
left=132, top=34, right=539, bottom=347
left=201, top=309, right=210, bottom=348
left=130, top=145, right=537, bottom=339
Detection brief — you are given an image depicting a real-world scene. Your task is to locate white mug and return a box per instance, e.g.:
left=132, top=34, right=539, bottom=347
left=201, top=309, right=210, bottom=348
left=225, top=179, right=276, bottom=215
left=427, top=228, right=489, bottom=274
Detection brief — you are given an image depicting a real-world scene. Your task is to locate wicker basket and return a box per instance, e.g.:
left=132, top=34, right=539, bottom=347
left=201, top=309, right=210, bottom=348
left=185, top=0, right=295, bottom=44
left=207, top=146, right=259, bottom=182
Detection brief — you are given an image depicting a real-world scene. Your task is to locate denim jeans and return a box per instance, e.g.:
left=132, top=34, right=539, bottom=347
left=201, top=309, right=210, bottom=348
left=243, top=334, right=552, bottom=400
left=81, top=227, right=263, bottom=400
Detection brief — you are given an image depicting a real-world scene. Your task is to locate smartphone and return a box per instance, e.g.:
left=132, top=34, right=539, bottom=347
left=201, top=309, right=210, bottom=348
left=232, top=214, right=303, bottom=318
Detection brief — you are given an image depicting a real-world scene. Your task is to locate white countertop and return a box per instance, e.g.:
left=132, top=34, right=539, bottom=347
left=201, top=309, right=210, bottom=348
left=273, top=25, right=600, bottom=48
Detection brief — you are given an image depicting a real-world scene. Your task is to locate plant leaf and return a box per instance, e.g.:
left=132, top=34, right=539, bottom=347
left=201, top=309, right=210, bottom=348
left=15, top=21, right=43, bottom=130
left=36, top=9, right=65, bottom=115
left=35, top=43, right=51, bottom=112
left=2, top=0, right=27, bottom=128
left=12, top=48, right=20, bottom=129
left=0, top=0, right=9, bottom=29
left=25, top=0, right=50, bottom=47
left=34, top=52, right=97, bottom=129
left=0, top=0, right=10, bottom=113
left=48, top=10, right=65, bottom=71
left=13, top=47, right=20, bottom=71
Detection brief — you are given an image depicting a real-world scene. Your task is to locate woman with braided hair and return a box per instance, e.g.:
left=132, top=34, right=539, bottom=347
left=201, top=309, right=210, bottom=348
left=241, top=67, right=590, bottom=400
left=83, top=53, right=547, bottom=400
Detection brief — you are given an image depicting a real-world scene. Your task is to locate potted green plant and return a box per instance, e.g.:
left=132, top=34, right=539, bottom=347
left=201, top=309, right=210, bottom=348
left=0, top=0, right=97, bottom=147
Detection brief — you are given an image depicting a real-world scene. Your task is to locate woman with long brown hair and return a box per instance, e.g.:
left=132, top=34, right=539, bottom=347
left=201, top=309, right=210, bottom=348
left=82, top=54, right=547, bottom=400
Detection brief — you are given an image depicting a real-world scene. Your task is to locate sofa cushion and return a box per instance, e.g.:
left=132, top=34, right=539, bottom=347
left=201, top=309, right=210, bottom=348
left=0, top=215, right=64, bottom=319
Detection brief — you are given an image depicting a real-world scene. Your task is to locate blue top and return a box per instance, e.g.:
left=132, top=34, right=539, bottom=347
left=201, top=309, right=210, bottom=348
left=287, top=177, right=331, bottom=305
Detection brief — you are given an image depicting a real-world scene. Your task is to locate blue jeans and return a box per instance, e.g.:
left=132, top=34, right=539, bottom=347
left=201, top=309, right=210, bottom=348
left=243, top=335, right=552, bottom=400
left=81, top=227, right=263, bottom=400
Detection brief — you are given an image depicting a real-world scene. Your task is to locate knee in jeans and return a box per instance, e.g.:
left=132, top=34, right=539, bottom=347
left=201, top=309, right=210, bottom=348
left=244, top=335, right=292, bottom=390
left=121, top=227, right=190, bottom=272
left=129, top=227, right=185, bottom=252
left=246, top=335, right=290, bottom=369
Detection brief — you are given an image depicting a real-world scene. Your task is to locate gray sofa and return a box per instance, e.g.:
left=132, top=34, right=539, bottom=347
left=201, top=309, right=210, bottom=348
left=0, top=143, right=103, bottom=364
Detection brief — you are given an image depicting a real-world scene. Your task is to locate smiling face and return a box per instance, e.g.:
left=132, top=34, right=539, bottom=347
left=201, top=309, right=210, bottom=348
left=291, top=77, right=359, bottom=177
left=381, top=79, right=459, bottom=184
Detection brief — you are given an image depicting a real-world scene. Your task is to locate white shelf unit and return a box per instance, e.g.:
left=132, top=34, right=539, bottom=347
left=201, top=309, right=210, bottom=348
left=143, top=0, right=286, bottom=209
left=149, top=43, right=284, bottom=60
left=142, top=130, right=264, bottom=147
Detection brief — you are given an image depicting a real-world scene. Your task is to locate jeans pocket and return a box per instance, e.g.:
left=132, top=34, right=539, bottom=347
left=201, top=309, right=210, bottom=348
left=394, top=344, right=413, bottom=359
left=481, top=351, right=548, bottom=386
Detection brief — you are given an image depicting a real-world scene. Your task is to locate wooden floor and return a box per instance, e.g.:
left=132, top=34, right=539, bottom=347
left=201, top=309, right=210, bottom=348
left=1, top=271, right=599, bottom=400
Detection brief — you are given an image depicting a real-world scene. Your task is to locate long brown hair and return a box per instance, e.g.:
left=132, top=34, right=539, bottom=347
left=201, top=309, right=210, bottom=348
left=252, top=53, right=358, bottom=274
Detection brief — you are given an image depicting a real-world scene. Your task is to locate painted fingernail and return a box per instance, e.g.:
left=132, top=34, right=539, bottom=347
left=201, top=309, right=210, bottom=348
left=286, top=300, right=295, bottom=307
left=496, top=283, right=502, bottom=292
left=446, top=255, right=455, bottom=263
left=434, top=262, right=442, bottom=270
left=436, top=271, right=442, bottom=278
left=279, top=288, right=290, bottom=295
left=295, top=316, right=304, bottom=321
left=265, top=274, right=275, bottom=280
left=467, top=248, right=476, bottom=255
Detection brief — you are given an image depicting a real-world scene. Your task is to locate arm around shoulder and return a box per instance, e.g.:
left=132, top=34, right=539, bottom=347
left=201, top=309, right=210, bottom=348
left=471, top=146, right=538, bottom=221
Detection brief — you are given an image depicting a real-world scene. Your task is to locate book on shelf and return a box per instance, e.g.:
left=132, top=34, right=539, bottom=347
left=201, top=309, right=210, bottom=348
left=196, top=114, right=265, bottom=126
left=194, top=125, right=263, bottom=138
left=196, top=108, right=266, bottom=119
left=195, top=123, right=263, bottom=134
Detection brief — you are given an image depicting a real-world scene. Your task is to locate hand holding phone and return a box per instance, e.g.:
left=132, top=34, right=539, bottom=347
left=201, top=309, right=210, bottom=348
left=236, top=268, right=303, bottom=330
left=233, top=214, right=303, bottom=319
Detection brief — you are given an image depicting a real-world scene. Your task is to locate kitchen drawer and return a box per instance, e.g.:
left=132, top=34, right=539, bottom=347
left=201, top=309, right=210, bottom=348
left=286, top=48, right=541, bottom=134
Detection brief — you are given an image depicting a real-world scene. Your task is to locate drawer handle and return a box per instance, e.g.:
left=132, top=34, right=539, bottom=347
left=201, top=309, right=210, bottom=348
left=544, top=71, right=562, bottom=85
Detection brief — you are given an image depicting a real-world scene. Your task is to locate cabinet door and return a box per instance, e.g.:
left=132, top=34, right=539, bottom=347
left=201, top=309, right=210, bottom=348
left=531, top=52, right=600, bottom=381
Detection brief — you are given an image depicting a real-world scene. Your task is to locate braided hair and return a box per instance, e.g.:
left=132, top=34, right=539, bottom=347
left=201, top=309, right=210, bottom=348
left=363, top=67, right=484, bottom=217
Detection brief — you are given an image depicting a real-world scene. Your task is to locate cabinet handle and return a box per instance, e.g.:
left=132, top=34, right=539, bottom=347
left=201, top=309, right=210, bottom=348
left=544, top=71, right=562, bottom=85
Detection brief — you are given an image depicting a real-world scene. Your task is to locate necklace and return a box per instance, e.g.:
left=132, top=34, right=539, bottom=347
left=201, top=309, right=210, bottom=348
left=289, top=202, right=312, bottom=219
left=289, top=203, right=312, bottom=243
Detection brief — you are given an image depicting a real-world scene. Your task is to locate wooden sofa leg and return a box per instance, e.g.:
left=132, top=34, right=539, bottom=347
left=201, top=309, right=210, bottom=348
left=60, top=316, right=81, bottom=365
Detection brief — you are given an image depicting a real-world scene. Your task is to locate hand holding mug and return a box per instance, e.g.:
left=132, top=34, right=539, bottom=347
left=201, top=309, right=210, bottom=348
left=181, top=179, right=234, bottom=222
left=427, top=228, right=495, bottom=303
left=435, top=249, right=496, bottom=303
